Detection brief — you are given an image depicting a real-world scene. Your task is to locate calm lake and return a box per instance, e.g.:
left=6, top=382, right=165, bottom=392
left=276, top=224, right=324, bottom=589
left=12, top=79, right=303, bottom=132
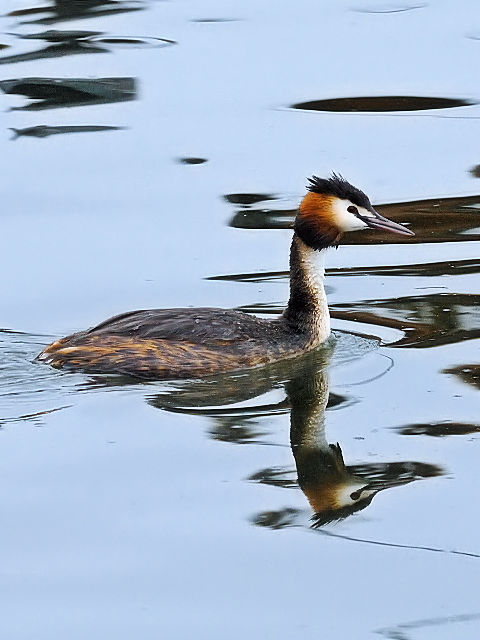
left=1, top=1, right=479, bottom=638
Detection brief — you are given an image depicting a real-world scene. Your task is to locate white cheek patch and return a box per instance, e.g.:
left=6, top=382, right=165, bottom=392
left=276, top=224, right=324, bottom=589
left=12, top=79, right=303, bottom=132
left=333, top=200, right=371, bottom=232
left=337, top=483, right=375, bottom=506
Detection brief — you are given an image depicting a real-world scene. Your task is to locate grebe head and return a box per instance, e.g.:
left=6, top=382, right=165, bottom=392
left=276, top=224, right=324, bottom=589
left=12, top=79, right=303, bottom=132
left=295, top=173, right=414, bottom=250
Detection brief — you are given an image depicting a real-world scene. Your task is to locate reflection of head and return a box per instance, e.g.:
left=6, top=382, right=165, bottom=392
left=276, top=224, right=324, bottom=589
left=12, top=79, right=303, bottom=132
left=296, top=443, right=376, bottom=527
left=287, top=362, right=376, bottom=525
left=287, top=358, right=443, bottom=527
left=311, top=492, right=375, bottom=528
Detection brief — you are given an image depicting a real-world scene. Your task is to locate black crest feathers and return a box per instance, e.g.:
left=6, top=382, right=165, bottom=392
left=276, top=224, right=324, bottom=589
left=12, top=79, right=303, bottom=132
left=307, top=173, right=372, bottom=210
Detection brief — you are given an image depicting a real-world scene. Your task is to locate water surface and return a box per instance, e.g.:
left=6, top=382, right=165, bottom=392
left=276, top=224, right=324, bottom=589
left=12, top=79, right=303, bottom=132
left=1, top=1, right=479, bottom=639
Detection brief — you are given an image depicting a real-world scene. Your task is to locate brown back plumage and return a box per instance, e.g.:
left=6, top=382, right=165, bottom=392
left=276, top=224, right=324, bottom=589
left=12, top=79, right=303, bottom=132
left=37, top=308, right=309, bottom=378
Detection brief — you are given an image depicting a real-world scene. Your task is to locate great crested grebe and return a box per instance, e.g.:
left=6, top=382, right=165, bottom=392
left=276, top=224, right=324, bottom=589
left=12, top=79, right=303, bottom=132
left=37, top=174, right=414, bottom=379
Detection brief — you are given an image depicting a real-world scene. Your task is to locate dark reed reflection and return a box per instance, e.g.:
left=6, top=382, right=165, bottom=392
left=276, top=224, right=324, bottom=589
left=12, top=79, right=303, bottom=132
left=0, top=30, right=173, bottom=65
left=8, top=1, right=144, bottom=26
left=149, top=341, right=442, bottom=526
left=0, top=76, right=136, bottom=111
left=226, top=192, right=480, bottom=244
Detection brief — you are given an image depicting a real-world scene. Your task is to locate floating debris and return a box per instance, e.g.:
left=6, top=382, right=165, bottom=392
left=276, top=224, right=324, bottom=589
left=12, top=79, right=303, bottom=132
left=10, top=125, right=125, bottom=139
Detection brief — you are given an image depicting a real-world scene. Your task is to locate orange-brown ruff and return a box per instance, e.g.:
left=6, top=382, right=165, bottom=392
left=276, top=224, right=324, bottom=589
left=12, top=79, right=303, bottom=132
left=37, top=175, right=414, bottom=379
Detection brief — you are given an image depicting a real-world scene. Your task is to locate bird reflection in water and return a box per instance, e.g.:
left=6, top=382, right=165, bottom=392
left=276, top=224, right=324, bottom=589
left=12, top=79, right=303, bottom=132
left=148, top=338, right=442, bottom=528
left=285, top=363, right=442, bottom=528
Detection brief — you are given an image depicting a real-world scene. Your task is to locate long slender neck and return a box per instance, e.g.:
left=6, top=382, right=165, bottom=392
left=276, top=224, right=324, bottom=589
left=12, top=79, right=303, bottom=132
left=282, top=234, right=330, bottom=344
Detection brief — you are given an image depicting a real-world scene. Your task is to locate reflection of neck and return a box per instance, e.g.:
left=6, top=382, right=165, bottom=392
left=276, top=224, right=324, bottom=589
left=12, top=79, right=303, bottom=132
left=282, top=234, right=330, bottom=344
left=288, top=368, right=354, bottom=518
left=288, top=367, right=330, bottom=455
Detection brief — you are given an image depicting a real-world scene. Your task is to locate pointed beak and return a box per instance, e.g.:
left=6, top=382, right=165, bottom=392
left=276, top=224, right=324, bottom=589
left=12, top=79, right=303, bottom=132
left=365, top=208, right=415, bottom=236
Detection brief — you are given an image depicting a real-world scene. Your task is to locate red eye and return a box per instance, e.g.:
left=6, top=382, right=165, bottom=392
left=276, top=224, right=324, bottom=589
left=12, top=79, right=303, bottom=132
left=347, top=205, right=358, bottom=215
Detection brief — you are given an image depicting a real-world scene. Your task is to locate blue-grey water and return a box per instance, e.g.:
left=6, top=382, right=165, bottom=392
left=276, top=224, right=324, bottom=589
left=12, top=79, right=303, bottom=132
left=1, top=1, right=479, bottom=638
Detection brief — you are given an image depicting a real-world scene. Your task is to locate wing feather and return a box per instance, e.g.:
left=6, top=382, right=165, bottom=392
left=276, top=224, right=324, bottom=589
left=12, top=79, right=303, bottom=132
left=86, top=307, right=273, bottom=345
